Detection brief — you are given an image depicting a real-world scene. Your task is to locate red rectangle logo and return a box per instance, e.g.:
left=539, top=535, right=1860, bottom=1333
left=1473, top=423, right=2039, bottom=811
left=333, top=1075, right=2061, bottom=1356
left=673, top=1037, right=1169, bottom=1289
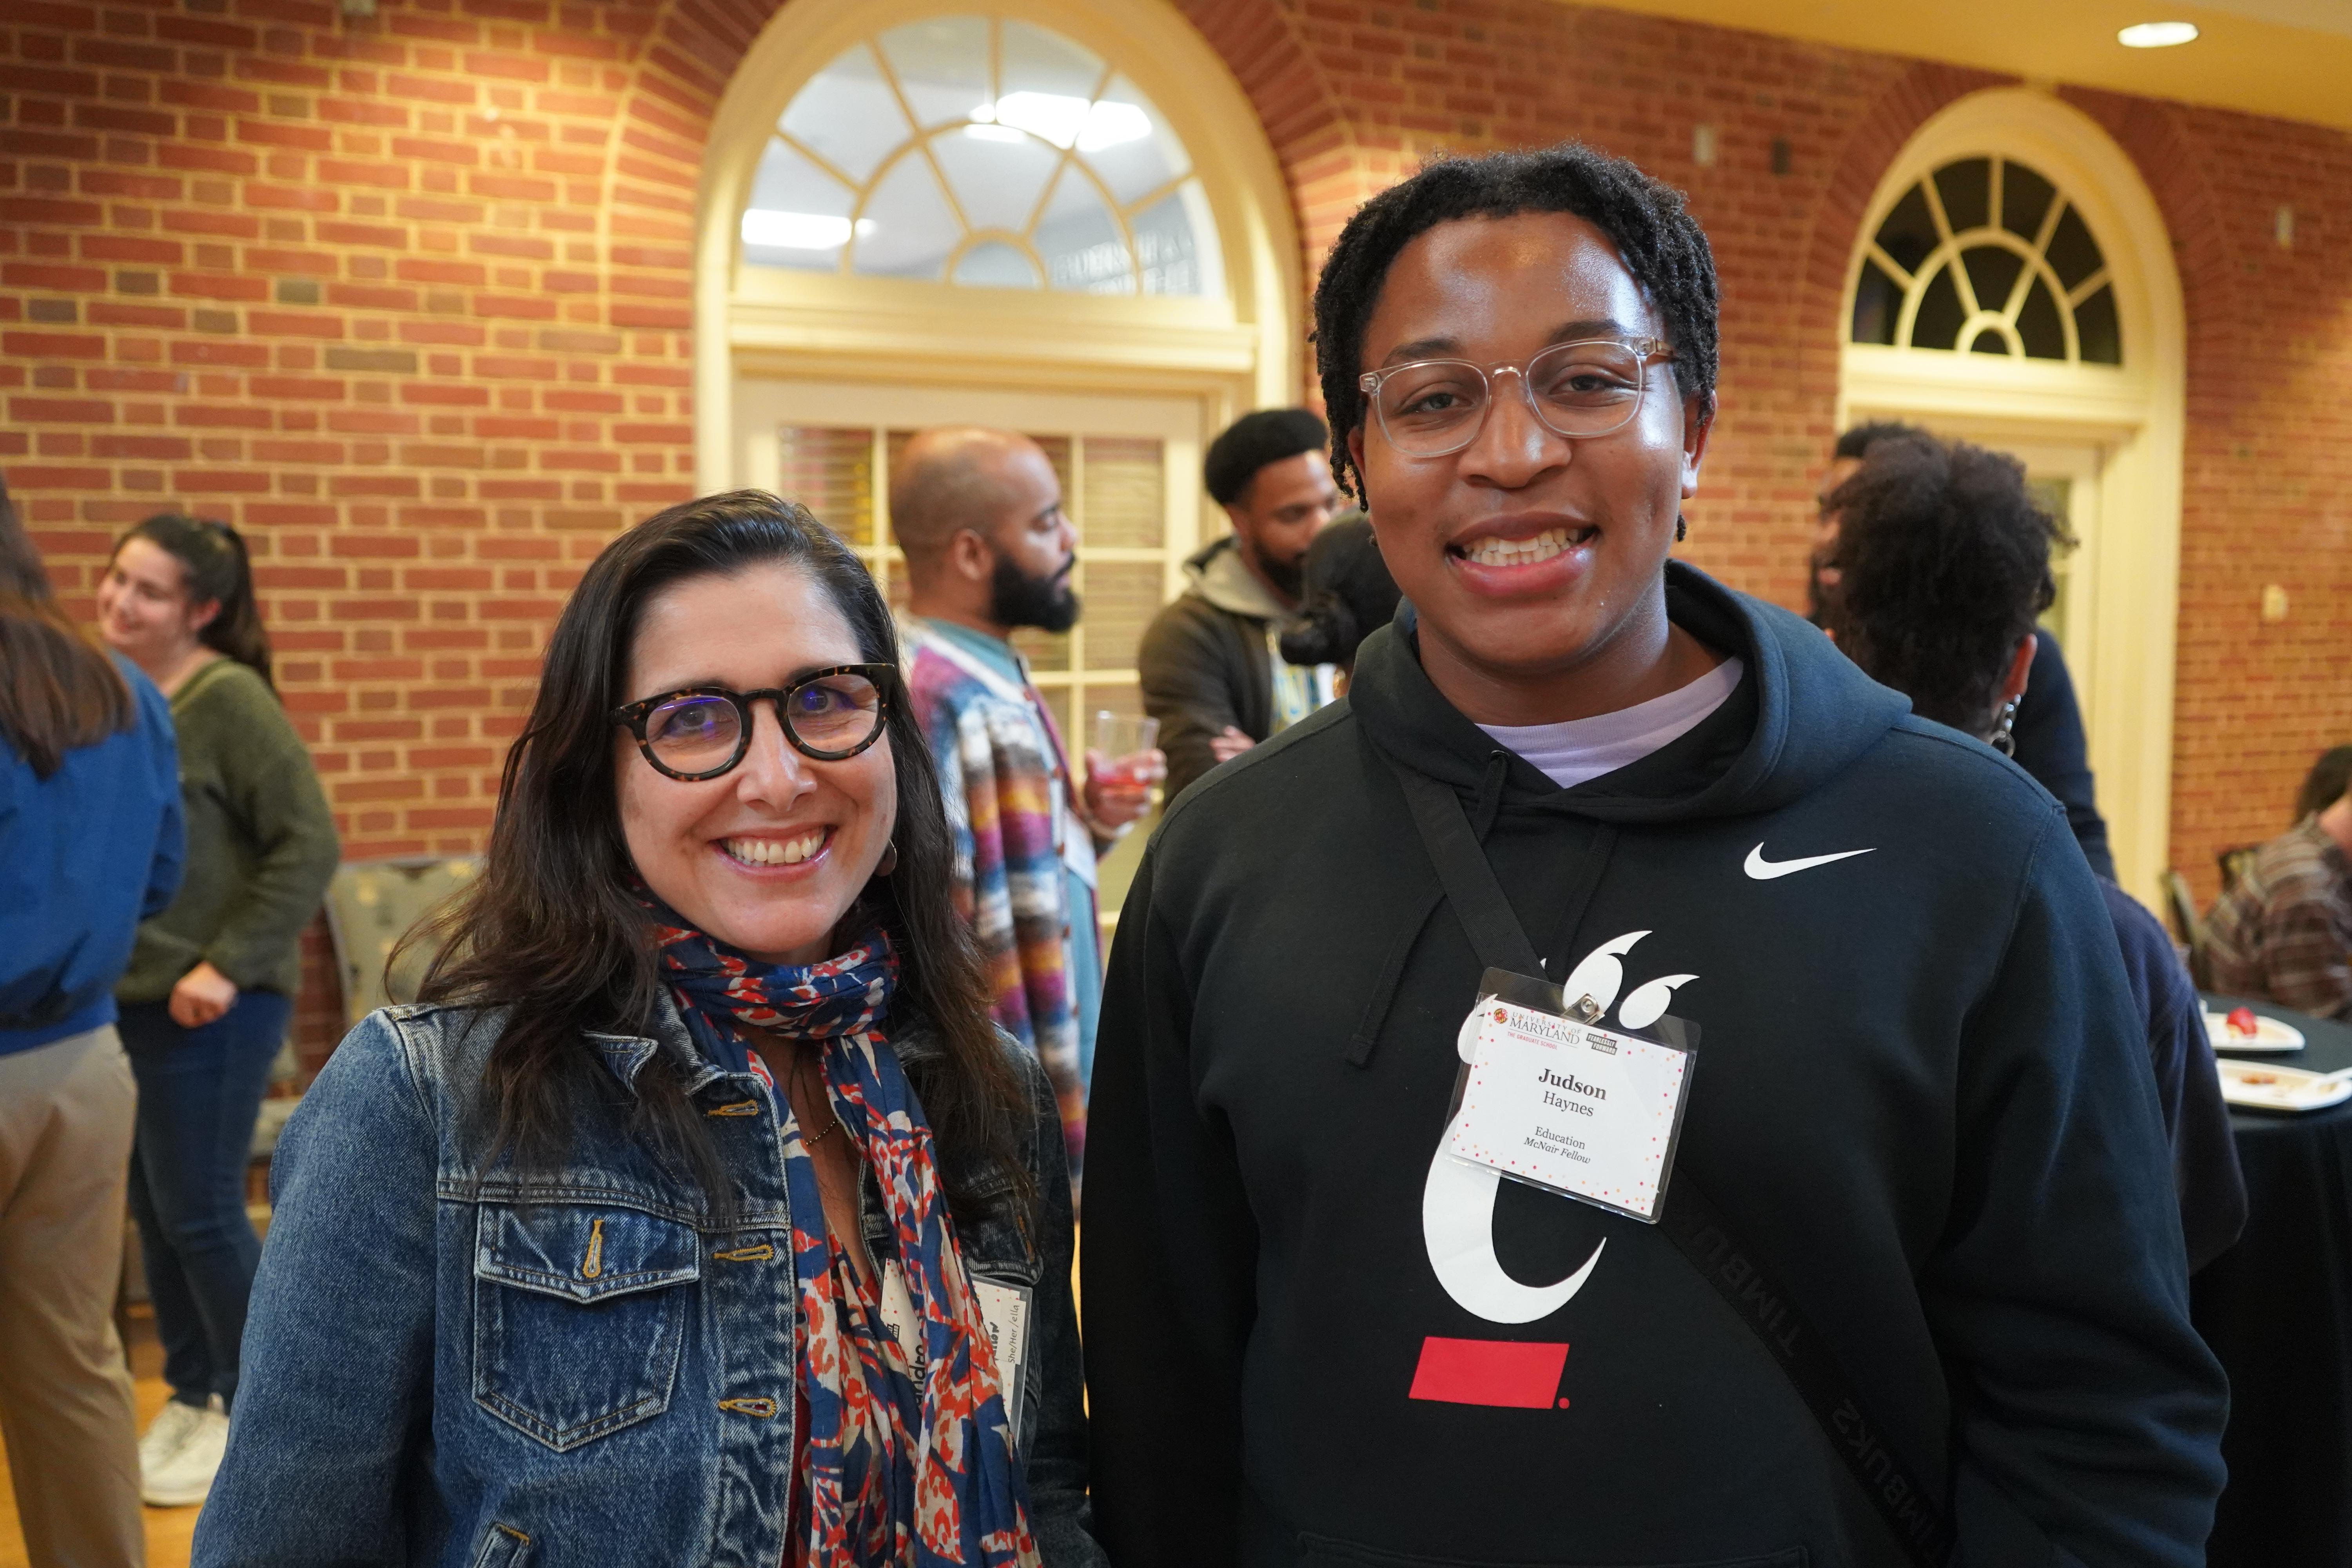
left=1407, top=1336, right=1570, bottom=1408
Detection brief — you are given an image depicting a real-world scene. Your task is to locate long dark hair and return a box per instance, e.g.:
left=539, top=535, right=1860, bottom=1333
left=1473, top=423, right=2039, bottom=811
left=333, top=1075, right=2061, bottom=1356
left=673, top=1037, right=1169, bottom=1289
left=113, top=512, right=273, bottom=688
left=416, top=492, right=1027, bottom=1222
left=0, top=476, right=133, bottom=778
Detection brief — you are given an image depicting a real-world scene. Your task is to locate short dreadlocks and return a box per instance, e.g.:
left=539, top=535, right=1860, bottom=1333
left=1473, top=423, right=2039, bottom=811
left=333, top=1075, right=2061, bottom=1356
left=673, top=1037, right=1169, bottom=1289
left=1312, top=143, right=1720, bottom=501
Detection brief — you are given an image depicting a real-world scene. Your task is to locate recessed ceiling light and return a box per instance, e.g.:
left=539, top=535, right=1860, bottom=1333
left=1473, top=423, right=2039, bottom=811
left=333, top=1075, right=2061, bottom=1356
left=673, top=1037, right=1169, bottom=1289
left=2118, top=21, right=2200, bottom=47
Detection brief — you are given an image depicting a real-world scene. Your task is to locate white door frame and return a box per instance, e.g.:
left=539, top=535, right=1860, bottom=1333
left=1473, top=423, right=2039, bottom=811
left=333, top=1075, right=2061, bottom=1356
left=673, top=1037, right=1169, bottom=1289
left=1838, top=87, right=2186, bottom=907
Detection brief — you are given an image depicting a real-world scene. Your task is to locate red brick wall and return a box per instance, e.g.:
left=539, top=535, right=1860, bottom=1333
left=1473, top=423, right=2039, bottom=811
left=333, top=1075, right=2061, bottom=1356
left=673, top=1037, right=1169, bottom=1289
left=1, top=0, right=706, bottom=1047
left=2061, top=90, right=2352, bottom=902
left=2, top=0, right=696, bottom=862
left=5, top=0, right=2347, bottom=1042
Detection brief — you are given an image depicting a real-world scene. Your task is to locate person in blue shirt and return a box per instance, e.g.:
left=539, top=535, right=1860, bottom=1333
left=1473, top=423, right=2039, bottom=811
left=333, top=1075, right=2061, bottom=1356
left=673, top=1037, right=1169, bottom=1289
left=0, top=477, right=183, bottom=1568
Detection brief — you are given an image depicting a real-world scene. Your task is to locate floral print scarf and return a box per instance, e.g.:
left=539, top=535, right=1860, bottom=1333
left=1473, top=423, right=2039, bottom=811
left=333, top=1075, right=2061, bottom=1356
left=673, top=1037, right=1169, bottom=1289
left=650, top=907, right=1039, bottom=1567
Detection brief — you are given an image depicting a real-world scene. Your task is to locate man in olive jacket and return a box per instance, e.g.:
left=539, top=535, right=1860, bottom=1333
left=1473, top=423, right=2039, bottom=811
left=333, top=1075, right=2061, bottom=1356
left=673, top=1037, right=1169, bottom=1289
left=1140, top=409, right=1345, bottom=800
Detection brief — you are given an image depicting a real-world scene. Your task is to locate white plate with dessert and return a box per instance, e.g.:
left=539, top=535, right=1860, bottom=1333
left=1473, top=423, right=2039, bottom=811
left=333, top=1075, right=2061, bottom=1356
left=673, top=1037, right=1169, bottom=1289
left=2203, top=1006, right=2307, bottom=1053
left=2217, top=1059, right=2352, bottom=1113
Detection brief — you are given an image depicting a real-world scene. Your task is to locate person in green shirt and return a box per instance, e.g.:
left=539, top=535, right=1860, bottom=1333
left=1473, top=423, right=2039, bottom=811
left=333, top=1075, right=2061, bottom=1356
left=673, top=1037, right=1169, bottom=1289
left=96, top=513, right=339, bottom=1510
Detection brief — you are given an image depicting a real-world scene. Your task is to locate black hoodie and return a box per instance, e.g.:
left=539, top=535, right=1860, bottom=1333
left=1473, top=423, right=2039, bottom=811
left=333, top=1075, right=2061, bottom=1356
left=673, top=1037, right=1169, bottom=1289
left=1083, top=564, right=2226, bottom=1568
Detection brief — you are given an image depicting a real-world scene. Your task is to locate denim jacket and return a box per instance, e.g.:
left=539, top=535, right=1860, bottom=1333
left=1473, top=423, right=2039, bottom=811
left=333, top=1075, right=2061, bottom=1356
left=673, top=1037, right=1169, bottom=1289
left=193, top=994, right=1104, bottom=1568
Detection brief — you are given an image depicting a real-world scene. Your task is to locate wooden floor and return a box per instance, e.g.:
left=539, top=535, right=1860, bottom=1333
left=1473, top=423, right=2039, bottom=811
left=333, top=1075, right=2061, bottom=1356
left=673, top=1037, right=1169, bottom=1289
left=0, top=1308, right=199, bottom=1568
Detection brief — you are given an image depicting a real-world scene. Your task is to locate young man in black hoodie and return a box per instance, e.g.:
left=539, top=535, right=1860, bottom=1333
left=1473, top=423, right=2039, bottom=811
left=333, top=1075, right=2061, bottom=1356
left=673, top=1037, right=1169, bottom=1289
left=1083, top=145, right=2227, bottom=1568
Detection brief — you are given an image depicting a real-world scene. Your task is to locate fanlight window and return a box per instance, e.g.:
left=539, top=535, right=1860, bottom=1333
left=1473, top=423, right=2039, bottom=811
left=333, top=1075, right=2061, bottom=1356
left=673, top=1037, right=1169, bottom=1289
left=1851, top=156, right=2121, bottom=366
left=742, top=15, right=1220, bottom=296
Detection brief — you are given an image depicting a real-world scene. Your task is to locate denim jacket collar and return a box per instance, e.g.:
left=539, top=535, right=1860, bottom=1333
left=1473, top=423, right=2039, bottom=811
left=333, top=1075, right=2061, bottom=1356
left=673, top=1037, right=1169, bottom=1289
left=580, top=990, right=943, bottom=1101
left=581, top=991, right=727, bottom=1098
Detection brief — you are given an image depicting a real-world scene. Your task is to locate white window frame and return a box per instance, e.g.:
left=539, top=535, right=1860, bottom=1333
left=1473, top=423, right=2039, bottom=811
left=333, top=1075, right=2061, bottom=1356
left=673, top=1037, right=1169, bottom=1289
left=1839, top=88, right=2187, bottom=908
left=692, top=0, right=1302, bottom=515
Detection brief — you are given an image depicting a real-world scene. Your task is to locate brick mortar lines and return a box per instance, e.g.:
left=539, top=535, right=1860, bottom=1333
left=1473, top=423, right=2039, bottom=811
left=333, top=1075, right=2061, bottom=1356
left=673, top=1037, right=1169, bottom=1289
left=2, top=0, right=688, bottom=865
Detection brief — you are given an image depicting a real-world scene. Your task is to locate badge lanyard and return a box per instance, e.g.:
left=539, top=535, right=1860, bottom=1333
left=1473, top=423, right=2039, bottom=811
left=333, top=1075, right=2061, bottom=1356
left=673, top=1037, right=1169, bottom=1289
left=1392, top=760, right=1698, bottom=1224
left=1388, top=755, right=1955, bottom=1567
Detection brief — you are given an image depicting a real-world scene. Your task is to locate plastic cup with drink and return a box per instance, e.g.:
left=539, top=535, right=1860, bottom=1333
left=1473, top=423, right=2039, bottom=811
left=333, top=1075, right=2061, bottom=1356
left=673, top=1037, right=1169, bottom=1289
left=1091, top=711, right=1163, bottom=792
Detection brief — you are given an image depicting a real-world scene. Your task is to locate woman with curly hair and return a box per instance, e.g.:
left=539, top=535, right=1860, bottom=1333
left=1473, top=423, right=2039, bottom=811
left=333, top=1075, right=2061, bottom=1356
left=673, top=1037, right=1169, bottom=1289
left=1817, top=431, right=2245, bottom=1272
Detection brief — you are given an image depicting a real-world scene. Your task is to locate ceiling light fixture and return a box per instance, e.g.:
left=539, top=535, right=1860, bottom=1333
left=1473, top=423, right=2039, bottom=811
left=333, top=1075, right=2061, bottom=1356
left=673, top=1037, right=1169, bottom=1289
left=2118, top=21, right=2200, bottom=47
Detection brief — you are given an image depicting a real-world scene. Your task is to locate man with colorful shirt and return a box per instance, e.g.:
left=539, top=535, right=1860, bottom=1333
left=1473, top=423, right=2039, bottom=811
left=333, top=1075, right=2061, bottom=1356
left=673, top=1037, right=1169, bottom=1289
left=891, top=428, right=1163, bottom=1176
left=2205, top=780, right=2352, bottom=1019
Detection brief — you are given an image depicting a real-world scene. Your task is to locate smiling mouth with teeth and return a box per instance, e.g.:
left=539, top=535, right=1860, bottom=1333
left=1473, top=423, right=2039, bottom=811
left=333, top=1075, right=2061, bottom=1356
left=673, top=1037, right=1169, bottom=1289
left=1456, top=526, right=1595, bottom=568
left=720, top=828, right=829, bottom=868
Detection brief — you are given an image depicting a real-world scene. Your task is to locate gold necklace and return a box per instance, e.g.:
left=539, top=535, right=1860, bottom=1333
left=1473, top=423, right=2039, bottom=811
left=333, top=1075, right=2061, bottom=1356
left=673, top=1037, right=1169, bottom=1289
left=789, top=1052, right=845, bottom=1151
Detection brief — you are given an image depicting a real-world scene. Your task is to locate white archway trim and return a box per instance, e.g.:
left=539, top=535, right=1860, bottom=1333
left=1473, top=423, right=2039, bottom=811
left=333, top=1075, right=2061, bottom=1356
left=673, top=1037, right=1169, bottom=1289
left=693, top=0, right=1302, bottom=494
left=1838, top=87, right=2185, bottom=907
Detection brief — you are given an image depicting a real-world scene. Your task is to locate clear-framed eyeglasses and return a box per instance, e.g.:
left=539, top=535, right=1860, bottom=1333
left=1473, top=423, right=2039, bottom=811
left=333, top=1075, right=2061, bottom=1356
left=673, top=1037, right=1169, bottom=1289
left=1357, top=336, right=1677, bottom=458
left=609, top=664, right=893, bottom=781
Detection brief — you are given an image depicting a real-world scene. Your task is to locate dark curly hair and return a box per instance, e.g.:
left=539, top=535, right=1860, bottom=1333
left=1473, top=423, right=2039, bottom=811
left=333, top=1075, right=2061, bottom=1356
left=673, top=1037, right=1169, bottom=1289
left=1818, top=434, right=2072, bottom=736
left=1205, top=408, right=1328, bottom=507
left=1312, top=143, right=1720, bottom=501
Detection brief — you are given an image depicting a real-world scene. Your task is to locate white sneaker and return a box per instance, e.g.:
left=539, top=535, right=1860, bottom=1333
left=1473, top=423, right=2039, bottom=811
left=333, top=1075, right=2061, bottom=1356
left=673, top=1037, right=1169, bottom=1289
left=141, top=1396, right=229, bottom=1507
left=137, top=1398, right=206, bottom=1479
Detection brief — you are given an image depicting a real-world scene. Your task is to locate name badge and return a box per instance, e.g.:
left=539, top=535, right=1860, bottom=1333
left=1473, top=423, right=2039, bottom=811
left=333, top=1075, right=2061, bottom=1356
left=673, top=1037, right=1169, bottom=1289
left=973, top=1277, right=1034, bottom=1440
left=880, top=1265, right=1034, bottom=1439
left=1444, top=969, right=1698, bottom=1224
left=877, top=1261, right=927, bottom=1379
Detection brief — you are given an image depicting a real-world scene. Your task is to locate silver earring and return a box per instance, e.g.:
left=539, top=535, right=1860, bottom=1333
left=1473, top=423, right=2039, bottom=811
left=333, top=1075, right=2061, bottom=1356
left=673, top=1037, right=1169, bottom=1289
left=1990, top=699, right=2019, bottom=757
left=875, top=842, right=899, bottom=877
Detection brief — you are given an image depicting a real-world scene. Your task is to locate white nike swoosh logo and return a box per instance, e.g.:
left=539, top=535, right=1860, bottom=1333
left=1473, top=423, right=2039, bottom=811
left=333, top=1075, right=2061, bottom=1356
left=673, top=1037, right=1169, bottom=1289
left=1744, top=844, right=1875, bottom=880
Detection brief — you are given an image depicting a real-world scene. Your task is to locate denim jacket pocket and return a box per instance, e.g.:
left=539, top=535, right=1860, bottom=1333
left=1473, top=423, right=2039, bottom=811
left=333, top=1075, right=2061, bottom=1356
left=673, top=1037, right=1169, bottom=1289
left=472, top=1201, right=700, bottom=1452
left=467, top=1523, right=534, bottom=1568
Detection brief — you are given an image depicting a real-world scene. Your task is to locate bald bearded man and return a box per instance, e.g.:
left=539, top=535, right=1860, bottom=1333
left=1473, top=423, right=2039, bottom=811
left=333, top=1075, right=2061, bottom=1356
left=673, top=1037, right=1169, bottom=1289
left=891, top=428, right=1163, bottom=1179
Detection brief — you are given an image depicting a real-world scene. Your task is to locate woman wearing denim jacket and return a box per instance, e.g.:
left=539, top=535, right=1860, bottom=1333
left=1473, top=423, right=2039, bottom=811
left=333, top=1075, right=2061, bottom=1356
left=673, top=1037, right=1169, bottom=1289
left=195, top=494, right=1103, bottom=1566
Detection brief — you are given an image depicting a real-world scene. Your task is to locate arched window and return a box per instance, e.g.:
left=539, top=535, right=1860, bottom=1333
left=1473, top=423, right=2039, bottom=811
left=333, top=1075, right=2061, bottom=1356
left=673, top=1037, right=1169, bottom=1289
left=699, top=0, right=1304, bottom=926
left=742, top=15, right=1220, bottom=298
left=1837, top=90, right=2187, bottom=907
left=1850, top=155, right=2121, bottom=366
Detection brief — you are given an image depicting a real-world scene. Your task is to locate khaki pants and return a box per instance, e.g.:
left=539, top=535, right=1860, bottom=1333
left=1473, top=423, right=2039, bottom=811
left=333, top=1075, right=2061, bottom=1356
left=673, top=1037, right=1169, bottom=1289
left=0, top=1025, right=144, bottom=1568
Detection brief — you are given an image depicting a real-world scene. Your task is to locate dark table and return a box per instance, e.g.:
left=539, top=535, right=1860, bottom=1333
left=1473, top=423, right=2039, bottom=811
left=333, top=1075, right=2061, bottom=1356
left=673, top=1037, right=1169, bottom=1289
left=2191, top=993, right=2352, bottom=1567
